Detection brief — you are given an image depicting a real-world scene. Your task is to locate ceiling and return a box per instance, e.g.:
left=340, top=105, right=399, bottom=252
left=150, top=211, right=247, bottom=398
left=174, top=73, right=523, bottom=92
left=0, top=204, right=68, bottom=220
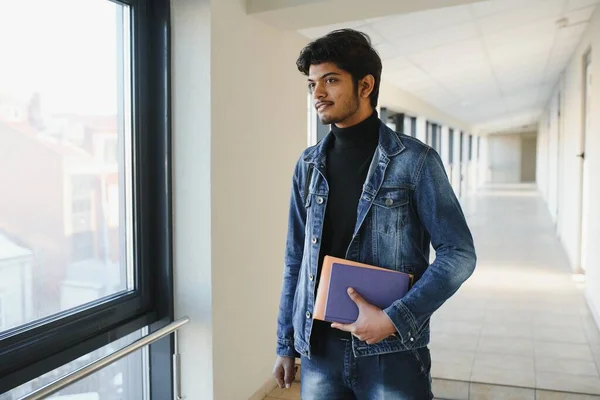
left=298, top=0, right=599, bottom=134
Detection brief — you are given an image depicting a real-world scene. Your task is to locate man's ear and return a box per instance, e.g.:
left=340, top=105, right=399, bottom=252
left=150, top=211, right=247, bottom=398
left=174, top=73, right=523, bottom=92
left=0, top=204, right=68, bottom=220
left=359, top=75, right=375, bottom=99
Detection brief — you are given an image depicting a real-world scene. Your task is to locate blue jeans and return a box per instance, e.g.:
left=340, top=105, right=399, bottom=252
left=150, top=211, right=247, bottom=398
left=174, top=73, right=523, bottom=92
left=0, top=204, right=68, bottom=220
left=301, top=330, right=433, bottom=400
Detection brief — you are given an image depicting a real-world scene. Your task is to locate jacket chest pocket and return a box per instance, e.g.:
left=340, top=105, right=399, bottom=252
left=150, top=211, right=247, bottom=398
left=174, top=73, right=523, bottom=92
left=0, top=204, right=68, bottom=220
left=371, top=187, right=409, bottom=236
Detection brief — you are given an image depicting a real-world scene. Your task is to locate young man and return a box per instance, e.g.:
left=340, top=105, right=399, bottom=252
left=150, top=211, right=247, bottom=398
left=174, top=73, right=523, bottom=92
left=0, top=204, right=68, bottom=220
left=273, top=29, right=476, bottom=399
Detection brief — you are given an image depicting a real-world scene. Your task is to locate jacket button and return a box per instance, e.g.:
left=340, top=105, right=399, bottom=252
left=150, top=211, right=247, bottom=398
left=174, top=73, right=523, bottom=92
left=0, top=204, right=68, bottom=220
left=309, top=274, right=314, bottom=281
left=306, top=311, right=311, bottom=318
left=316, top=196, right=324, bottom=204
left=385, top=198, right=394, bottom=206
left=311, top=237, right=318, bottom=244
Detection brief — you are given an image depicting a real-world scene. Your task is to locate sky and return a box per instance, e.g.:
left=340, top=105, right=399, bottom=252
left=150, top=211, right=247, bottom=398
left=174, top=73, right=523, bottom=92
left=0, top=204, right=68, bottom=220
left=0, top=0, right=129, bottom=116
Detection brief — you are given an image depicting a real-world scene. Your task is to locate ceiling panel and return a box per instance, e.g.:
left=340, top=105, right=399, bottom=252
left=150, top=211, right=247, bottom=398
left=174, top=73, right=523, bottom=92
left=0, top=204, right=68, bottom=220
left=388, top=22, right=480, bottom=55
left=381, top=56, right=413, bottom=72
left=565, top=5, right=597, bottom=23
left=556, top=23, right=589, bottom=42
left=356, top=24, right=385, bottom=45
left=385, top=66, right=431, bottom=83
left=375, top=42, right=401, bottom=59
left=298, top=19, right=365, bottom=39
left=447, top=83, right=499, bottom=100
left=482, top=19, right=557, bottom=48
left=408, top=38, right=485, bottom=65
left=487, top=39, right=555, bottom=64
left=499, top=76, right=549, bottom=93
left=470, top=0, right=524, bottom=18
left=414, top=50, right=488, bottom=73
left=370, top=6, right=472, bottom=42
left=477, top=0, right=565, bottom=36
left=567, top=0, right=600, bottom=11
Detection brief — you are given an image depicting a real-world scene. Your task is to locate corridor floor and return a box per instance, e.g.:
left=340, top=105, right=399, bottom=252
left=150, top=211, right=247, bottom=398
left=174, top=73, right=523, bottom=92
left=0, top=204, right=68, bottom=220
left=266, top=184, right=600, bottom=399
left=431, top=183, right=600, bottom=399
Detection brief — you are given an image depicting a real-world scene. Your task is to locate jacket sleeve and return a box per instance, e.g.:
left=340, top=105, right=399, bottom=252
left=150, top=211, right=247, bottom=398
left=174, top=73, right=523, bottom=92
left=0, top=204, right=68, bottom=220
left=276, top=160, right=306, bottom=358
left=384, top=148, right=477, bottom=343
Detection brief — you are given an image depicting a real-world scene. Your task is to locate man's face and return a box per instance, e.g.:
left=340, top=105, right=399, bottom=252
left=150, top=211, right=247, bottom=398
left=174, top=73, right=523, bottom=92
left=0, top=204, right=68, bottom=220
left=308, top=62, right=360, bottom=126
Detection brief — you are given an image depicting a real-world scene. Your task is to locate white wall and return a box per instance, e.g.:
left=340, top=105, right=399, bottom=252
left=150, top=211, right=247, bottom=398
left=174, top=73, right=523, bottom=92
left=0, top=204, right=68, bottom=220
left=537, top=6, right=600, bottom=322
left=172, top=1, right=308, bottom=399
left=521, top=135, right=537, bottom=182
left=487, top=134, right=522, bottom=183
left=211, top=1, right=308, bottom=399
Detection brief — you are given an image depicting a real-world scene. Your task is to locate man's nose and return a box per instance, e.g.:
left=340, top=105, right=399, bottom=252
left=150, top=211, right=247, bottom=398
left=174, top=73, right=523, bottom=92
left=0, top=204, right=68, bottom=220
left=312, top=83, right=326, bottom=100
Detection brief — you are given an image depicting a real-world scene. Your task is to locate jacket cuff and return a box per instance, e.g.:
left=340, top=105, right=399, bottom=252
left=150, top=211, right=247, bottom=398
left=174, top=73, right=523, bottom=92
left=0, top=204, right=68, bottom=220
left=276, top=339, right=300, bottom=358
left=383, top=300, right=419, bottom=344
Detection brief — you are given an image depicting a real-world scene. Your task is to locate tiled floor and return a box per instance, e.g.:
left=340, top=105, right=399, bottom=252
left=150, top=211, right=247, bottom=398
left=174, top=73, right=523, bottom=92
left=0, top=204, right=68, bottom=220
left=431, top=184, right=600, bottom=398
left=266, top=184, right=600, bottom=399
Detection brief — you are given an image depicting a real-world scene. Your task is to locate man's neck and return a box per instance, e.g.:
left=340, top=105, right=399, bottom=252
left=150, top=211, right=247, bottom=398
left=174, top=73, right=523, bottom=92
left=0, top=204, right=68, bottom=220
left=335, top=107, right=375, bottom=128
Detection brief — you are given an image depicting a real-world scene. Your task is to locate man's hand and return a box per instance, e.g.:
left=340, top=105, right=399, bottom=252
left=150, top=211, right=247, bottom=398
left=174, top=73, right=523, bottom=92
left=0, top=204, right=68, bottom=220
left=272, top=356, right=297, bottom=389
left=331, top=287, right=398, bottom=344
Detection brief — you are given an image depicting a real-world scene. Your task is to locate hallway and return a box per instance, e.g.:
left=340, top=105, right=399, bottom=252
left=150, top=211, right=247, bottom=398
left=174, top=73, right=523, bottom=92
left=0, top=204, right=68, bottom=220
left=266, top=184, right=600, bottom=400
left=431, top=183, right=600, bottom=399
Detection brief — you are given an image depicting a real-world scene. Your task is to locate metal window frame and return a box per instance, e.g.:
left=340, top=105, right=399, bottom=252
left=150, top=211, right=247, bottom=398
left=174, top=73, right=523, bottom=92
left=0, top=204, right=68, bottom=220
left=0, top=0, right=174, bottom=397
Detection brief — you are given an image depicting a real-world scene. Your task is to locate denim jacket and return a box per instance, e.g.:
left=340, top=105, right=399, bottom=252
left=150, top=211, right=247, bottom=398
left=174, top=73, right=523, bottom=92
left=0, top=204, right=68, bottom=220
left=276, top=122, right=477, bottom=359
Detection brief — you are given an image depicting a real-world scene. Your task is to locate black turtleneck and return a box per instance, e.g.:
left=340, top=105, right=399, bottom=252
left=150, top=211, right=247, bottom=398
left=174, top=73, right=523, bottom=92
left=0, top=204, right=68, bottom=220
left=312, top=111, right=380, bottom=344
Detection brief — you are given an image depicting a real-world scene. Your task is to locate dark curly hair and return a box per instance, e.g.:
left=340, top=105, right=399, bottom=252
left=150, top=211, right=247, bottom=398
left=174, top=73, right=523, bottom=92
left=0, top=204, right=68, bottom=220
left=296, top=29, right=383, bottom=108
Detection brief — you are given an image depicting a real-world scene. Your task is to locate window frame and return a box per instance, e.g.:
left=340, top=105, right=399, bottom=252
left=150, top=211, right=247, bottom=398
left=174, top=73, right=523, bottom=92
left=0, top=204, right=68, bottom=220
left=0, top=0, right=174, bottom=396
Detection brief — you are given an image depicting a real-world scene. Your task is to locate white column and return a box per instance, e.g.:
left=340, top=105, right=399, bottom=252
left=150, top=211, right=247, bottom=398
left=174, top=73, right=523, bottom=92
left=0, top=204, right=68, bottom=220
left=440, top=125, right=450, bottom=175
left=462, top=133, right=470, bottom=197
left=477, top=136, right=490, bottom=186
left=416, top=116, right=427, bottom=144
left=470, top=135, right=480, bottom=193
left=452, top=131, right=462, bottom=195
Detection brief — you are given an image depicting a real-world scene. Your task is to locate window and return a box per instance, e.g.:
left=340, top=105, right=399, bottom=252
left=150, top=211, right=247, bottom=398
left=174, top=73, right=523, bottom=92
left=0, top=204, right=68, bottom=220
left=0, top=0, right=173, bottom=396
left=460, top=132, right=465, bottom=163
left=400, top=114, right=416, bottom=138
left=449, top=129, right=454, bottom=164
left=427, top=122, right=441, bottom=152
left=104, top=138, right=119, bottom=164
left=0, top=329, right=145, bottom=400
left=0, top=295, right=4, bottom=330
left=468, top=135, right=473, bottom=161
left=71, top=231, right=95, bottom=262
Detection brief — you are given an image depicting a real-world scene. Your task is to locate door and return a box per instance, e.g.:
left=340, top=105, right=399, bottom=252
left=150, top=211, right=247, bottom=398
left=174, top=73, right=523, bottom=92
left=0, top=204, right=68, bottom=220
left=579, top=51, right=592, bottom=272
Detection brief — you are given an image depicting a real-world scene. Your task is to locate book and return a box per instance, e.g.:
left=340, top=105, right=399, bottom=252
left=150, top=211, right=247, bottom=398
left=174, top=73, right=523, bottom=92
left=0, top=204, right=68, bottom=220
left=313, top=256, right=413, bottom=324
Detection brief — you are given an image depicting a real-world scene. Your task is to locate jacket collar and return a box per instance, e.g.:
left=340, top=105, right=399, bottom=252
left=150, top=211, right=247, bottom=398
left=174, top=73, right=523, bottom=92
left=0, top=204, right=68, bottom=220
left=302, top=120, right=405, bottom=165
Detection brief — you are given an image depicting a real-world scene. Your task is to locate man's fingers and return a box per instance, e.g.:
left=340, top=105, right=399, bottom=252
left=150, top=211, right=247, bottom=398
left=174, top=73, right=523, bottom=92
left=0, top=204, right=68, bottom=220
left=347, top=287, right=366, bottom=307
left=283, top=363, right=296, bottom=388
left=273, top=365, right=285, bottom=388
left=331, top=322, right=354, bottom=332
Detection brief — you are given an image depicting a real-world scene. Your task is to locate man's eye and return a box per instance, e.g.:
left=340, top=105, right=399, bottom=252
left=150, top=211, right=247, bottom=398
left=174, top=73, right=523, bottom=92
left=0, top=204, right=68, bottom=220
left=308, top=83, right=315, bottom=91
left=327, top=78, right=337, bottom=83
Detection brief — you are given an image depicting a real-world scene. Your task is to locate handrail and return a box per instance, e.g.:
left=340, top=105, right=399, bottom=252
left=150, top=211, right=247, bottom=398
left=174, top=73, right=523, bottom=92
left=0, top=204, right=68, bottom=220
left=19, top=316, right=191, bottom=400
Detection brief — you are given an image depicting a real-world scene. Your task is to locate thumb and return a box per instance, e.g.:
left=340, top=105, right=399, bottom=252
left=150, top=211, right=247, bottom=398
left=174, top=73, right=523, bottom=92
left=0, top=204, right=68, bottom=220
left=347, top=287, right=366, bottom=307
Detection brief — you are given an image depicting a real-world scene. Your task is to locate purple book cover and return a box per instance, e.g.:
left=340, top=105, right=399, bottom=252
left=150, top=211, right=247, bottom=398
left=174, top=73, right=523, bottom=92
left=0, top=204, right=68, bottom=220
left=324, top=263, right=411, bottom=324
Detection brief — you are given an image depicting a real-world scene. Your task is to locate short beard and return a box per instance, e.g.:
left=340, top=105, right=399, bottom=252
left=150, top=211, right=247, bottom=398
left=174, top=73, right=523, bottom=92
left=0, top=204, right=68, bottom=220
left=320, top=93, right=360, bottom=125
